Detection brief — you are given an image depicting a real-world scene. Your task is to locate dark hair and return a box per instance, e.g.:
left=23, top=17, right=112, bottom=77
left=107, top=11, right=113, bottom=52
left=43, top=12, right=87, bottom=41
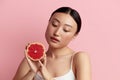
left=50, top=7, right=82, bottom=34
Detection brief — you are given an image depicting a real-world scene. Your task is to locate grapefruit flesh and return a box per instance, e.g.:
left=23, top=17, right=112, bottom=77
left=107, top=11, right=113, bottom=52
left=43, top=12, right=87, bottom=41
left=26, top=42, right=45, bottom=61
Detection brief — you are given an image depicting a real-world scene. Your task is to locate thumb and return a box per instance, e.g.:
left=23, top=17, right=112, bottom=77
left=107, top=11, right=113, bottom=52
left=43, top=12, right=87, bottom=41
left=43, top=54, right=47, bottom=66
left=39, top=60, right=44, bottom=67
left=24, top=50, right=33, bottom=67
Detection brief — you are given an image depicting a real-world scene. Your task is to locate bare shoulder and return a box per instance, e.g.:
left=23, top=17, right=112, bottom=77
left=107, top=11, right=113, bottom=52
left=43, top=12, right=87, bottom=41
left=73, top=51, right=91, bottom=80
left=73, top=51, right=90, bottom=62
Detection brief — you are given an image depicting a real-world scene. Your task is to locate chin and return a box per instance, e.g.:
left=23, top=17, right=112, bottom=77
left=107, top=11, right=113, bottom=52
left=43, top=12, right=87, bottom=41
left=50, top=42, right=67, bottom=49
left=48, top=42, right=59, bottom=48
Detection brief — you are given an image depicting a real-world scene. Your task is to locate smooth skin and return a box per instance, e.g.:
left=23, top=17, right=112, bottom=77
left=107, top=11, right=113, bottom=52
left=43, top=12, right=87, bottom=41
left=13, top=13, right=91, bottom=80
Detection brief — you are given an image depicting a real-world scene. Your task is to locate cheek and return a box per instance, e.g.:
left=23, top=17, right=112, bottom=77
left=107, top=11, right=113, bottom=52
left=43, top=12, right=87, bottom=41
left=45, top=26, right=51, bottom=39
left=62, top=34, right=74, bottom=43
left=45, top=25, right=55, bottom=41
left=46, top=25, right=53, bottom=35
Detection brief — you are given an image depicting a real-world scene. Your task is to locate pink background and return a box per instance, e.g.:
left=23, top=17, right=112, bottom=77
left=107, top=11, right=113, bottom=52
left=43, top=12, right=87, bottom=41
left=0, top=0, right=120, bottom=80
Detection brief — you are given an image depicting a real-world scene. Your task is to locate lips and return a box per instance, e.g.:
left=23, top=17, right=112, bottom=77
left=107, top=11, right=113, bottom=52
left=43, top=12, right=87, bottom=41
left=50, top=37, right=60, bottom=42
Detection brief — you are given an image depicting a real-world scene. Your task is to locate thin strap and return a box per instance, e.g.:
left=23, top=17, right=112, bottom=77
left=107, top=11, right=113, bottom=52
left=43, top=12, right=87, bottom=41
left=70, top=52, right=75, bottom=69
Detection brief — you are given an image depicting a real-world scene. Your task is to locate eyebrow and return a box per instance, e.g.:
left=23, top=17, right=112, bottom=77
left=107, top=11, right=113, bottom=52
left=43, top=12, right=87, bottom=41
left=52, top=18, right=73, bottom=28
left=64, top=24, right=73, bottom=28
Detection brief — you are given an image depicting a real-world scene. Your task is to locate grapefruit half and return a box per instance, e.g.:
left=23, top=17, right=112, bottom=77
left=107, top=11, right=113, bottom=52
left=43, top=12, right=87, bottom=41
left=25, top=42, right=45, bottom=61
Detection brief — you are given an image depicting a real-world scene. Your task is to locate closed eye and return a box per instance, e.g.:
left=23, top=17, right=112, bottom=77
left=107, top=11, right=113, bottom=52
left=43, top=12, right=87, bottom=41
left=51, top=19, right=59, bottom=27
left=63, top=26, right=71, bottom=32
left=52, top=23, right=58, bottom=27
left=63, top=29, right=70, bottom=32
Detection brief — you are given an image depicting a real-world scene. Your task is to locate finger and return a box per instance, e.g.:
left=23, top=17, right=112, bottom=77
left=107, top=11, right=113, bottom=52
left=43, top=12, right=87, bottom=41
left=24, top=50, right=28, bottom=60
left=26, top=56, right=32, bottom=66
left=43, top=54, right=47, bottom=66
left=25, top=50, right=30, bottom=62
left=39, top=60, right=44, bottom=67
left=24, top=50, right=33, bottom=67
left=24, top=44, right=31, bottom=63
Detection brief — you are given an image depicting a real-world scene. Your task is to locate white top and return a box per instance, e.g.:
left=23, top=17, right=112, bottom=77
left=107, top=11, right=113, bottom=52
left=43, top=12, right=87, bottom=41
left=34, top=56, right=76, bottom=80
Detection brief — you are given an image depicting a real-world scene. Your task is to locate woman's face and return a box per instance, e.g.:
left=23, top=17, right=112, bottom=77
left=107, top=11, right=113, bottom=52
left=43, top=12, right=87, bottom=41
left=45, top=12, right=77, bottom=48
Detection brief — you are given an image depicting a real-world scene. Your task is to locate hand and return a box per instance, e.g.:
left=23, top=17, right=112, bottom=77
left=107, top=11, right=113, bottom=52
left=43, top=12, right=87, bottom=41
left=25, top=49, right=39, bottom=73
left=37, top=55, right=53, bottom=80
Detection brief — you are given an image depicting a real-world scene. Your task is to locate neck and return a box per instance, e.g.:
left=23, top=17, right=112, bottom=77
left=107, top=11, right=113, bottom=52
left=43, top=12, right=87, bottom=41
left=46, top=46, right=72, bottom=58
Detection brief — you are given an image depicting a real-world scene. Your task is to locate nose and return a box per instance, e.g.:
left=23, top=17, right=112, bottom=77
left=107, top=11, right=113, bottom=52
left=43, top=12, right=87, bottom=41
left=53, top=28, right=61, bottom=36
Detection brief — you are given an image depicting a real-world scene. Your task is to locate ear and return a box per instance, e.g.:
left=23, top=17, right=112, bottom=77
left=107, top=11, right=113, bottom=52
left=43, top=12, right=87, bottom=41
left=74, top=33, right=78, bottom=37
left=72, top=34, right=77, bottom=40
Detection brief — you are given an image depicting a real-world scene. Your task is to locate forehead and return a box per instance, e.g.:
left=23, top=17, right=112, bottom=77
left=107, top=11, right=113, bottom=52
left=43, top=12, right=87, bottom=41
left=50, top=12, right=77, bottom=27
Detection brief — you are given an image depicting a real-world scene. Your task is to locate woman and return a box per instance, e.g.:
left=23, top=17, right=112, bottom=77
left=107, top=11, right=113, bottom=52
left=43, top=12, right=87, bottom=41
left=13, top=7, right=91, bottom=80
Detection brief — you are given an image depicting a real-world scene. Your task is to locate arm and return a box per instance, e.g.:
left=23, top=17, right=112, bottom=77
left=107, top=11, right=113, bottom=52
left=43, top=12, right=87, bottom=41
left=73, top=52, right=92, bottom=80
left=13, top=57, right=36, bottom=80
